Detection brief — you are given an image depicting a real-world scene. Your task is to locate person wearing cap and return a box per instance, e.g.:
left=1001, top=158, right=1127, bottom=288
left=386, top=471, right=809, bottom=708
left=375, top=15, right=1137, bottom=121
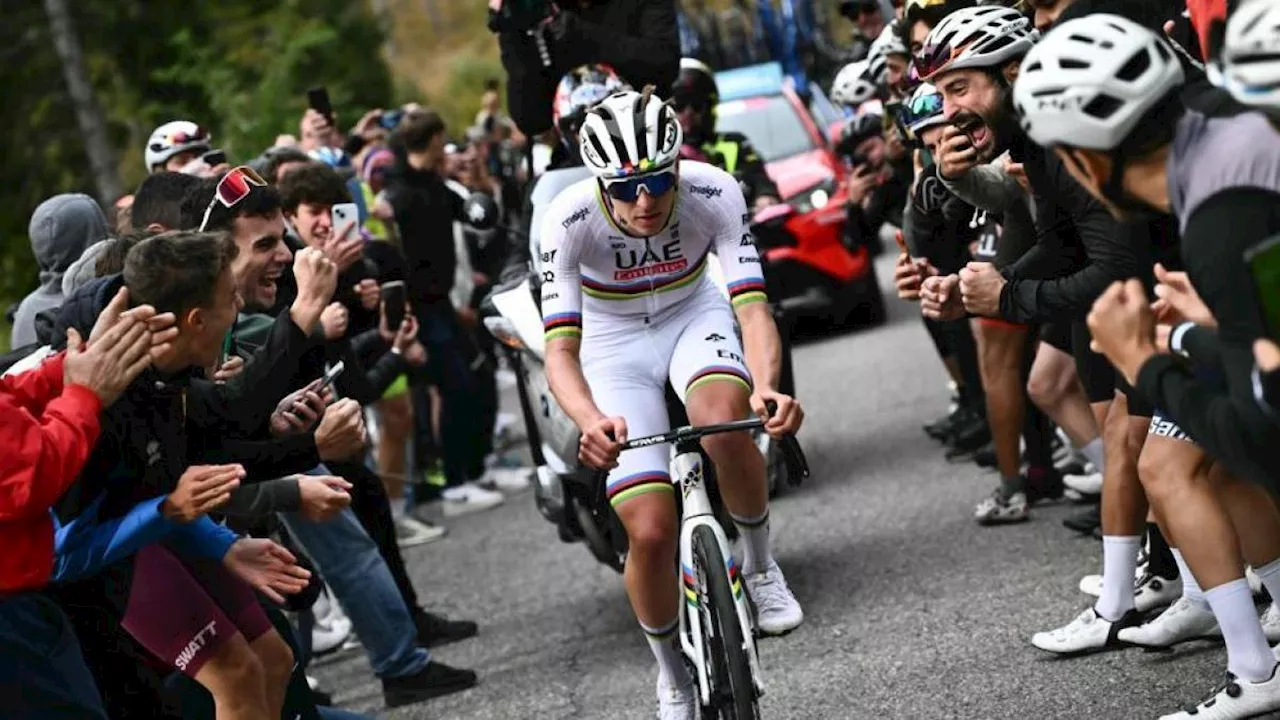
left=670, top=58, right=780, bottom=210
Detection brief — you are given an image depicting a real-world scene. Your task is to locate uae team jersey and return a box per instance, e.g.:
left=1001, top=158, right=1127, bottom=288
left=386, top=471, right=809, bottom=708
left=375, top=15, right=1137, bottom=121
left=539, top=161, right=767, bottom=342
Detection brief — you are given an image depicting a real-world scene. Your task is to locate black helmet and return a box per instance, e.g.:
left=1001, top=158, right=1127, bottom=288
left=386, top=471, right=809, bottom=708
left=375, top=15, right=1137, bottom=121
left=671, top=58, right=719, bottom=109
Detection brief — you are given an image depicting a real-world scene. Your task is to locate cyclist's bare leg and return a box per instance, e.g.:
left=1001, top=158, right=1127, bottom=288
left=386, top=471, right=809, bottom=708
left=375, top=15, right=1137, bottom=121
left=1141, top=454, right=1275, bottom=680
left=685, top=380, right=767, bottom=520
left=193, top=632, right=270, bottom=720
left=1214, top=464, right=1280, bottom=610
left=1027, top=342, right=1102, bottom=462
left=1136, top=434, right=1205, bottom=583
left=615, top=494, right=681, bottom=630
left=249, top=629, right=294, bottom=718
left=1094, top=393, right=1148, bottom=620
left=976, top=321, right=1029, bottom=486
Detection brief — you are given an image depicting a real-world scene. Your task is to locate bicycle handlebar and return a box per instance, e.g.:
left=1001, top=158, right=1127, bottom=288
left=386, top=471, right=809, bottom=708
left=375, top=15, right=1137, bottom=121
left=617, top=401, right=811, bottom=484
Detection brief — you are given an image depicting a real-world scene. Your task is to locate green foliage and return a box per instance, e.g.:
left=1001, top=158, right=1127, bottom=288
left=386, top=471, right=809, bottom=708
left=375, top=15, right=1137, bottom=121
left=0, top=0, right=394, bottom=307
left=426, top=54, right=506, bottom=137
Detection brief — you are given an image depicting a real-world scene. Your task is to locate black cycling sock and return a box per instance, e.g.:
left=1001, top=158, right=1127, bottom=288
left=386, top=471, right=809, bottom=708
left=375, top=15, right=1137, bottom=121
left=1145, top=522, right=1178, bottom=579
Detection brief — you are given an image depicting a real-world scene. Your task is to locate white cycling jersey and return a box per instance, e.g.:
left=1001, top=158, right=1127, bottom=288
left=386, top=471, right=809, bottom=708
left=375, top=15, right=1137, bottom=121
left=538, top=161, right=769, bottom=507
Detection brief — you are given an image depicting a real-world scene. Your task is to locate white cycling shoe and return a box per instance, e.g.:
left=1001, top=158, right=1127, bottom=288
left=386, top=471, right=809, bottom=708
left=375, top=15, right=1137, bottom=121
left=1031, top=607, right=1141, bottom=654
left=1117, top=596, right=1220, bottom=648
left=1261, top=604, right=1280, bottom=643
left=1078, top=572, right=1180, bottom=612
left=745, top=561, right=804, bottom=636
left=656, top=676, right=696, bottom=720
left=1159, top=665, right=1280, bottom=720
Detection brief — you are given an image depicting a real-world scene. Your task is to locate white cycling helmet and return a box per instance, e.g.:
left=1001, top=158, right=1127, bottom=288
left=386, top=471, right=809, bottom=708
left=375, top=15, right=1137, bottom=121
left=1013, top=14, right=1184, bottom=151
left=578, top=89, right=683, bottom=179
left=917, top=6, right=1039, bottom=81
left=872, top=22, right=909, bottom=59
left=1214, top=0, right=1280, bottom=111
left=145, top=120, right=211, bottom=172
left=905, top=82, right=948, bottom=134
left=831, top=60, right=880, bottom=106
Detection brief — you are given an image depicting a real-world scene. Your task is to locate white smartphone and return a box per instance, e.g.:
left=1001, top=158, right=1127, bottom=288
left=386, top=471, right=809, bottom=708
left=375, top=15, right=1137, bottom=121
left=331, top=202, right=359, bottom=240
left=316, top=360, right=346, bottom=395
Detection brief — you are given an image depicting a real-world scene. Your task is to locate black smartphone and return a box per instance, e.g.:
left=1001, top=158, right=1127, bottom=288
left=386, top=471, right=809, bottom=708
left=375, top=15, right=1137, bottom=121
left=1246, top=234, right=1280, bottom=339
left=381, top=281, right=407, bottom=331
left=307, top=87, right=334, bottom=123
left=202, top=149, right=227, bottom=166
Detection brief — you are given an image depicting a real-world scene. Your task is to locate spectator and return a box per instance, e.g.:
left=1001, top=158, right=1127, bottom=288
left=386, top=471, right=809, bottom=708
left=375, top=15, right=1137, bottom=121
left=144, top=121, right=212, bottom=174
left=0, top=290, right=164, bottom=720
left=130, top=172, right=201, bottom=233
left=11, top=194, right=108, bottom=349
left=384, top=110, right=506, bottom=515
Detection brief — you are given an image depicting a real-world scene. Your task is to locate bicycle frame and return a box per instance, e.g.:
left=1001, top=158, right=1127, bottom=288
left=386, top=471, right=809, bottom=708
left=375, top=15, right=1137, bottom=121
left=671, top=438, right=766, bottom=707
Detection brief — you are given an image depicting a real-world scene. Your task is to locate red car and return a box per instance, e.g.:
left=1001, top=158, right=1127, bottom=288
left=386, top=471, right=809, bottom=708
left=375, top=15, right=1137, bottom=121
left=714, top=63, right=885, bottom=328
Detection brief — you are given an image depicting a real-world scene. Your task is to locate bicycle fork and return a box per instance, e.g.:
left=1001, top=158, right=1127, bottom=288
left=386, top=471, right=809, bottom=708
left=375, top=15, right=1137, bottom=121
left=673, top=444, right=765, bottom=706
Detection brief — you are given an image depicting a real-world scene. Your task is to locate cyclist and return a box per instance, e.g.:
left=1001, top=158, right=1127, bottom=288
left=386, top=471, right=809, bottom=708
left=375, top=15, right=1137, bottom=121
left=1015, top=16, right=1280, bottom=716
left=670, top=58, right=781, bottom=210
left=540, top=88, right=804, bottom=719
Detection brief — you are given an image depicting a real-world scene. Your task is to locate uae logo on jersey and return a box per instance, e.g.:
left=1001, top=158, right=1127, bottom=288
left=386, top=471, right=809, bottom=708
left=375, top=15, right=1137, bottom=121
left=614, top=238, right=685, bottom=280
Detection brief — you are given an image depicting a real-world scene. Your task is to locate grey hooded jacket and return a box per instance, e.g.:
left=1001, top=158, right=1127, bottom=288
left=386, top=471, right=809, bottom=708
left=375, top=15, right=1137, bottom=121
left=10, top=194, right=107, bottom=348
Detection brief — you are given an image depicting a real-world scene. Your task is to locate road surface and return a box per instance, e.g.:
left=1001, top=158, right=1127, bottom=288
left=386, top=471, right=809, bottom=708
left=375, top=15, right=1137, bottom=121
left=314, top=255, right=1229, bottom=719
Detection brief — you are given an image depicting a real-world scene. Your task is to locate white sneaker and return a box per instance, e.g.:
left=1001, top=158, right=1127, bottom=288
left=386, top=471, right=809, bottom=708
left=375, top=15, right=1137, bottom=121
left=745, top=561, right=804, bottom=636
left=477, top=466, right=532, bottom=492
left=1117, top=596, right=1221, bottom=647
left=1159, top=665, right=1280, bottom=720
left=312, top=611, right=353, bottom=656
left=974, top=489, right=1029, bottom=525
left=441, top=483, right=506, bottom=516
left=395, top=515, right=446, bottom=548
left=1063, top=471, right=1102, bottom=496
left=1261, top=604, right=1280, bottom=644
left=1135, top=573, right=1182, bottom=613
left=656, top=676, right=696, bottom=720
left=1031, top=607, right=1139, bottom=654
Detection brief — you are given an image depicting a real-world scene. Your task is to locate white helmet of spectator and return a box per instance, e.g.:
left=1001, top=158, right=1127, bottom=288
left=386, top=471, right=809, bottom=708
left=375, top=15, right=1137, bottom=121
left=917, top=6, right=1039, bottom=81
left=905, top=82, right=948, bottom=134
left=578, top=88, right=683, bottom=180
left=145, top=120, right=211, bottom=172
left=1212, top=0, right=1280, bottom=112
left=871, top=22, right=909, bottom=59
left=1013, top=14, right=1184, bottom=150
left=832, top=60, right=880, bottom=107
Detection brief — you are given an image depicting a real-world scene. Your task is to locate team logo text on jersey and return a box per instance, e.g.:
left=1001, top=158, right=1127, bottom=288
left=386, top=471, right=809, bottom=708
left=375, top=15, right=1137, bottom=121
left=705, top=333, right=726, bottom=342
left=739, top=234, right=754, bottom=247
left=614, top=239, right=686, bottom=280
left=689, top=184, right=723, bottom=199
left=562, top=206, right=590, bottom=229
left=717, top=349, right=745, bottom=364
left=738, top=256, right=761, bottom=264
left=540, top=249, right=557, bottom=264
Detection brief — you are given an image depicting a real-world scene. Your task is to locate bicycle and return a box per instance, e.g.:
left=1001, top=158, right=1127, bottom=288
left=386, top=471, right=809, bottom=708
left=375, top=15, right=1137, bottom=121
left=613, top=404, right=809, bottom=719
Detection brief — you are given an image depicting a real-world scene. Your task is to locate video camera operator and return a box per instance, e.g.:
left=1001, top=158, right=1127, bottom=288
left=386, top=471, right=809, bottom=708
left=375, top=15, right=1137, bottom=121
left=490, top=0, right=681, bottom=135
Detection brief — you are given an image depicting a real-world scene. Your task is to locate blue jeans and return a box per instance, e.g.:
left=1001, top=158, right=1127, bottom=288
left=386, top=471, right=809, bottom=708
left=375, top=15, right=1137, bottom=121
left=0, top=591, right=107, bottom=720
left=283, top=485, right=429, bottom=679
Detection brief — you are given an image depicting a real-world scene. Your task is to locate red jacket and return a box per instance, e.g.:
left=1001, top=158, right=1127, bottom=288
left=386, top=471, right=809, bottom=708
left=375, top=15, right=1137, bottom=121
left=0, top=352, right=102, bottom=593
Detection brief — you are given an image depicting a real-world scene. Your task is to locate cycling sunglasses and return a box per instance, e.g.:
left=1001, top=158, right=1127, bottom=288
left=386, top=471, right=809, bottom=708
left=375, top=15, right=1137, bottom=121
left=902, top=91, right=944, bottom=127
left=602, top=170, right=678, bottom=202
left=198, top=165, right=267, bottom=232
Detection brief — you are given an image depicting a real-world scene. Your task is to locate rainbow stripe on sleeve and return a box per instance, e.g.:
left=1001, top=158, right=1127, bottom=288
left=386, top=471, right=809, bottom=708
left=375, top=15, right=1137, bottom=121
left=543, top=312, right=583, bottom=341
left=727, top=278, right=768, bottom=308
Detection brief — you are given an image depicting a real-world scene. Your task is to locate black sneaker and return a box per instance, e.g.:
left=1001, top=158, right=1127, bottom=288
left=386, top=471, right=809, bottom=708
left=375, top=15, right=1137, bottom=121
left=946, top=408, right=991, bottom=451
left=414, top=610, right=478, bottom=648
left=1064, top=506, right=1101, bottom=535
left=924, top=407, right=962, bottom=440
left=972, top=442, right=996, bottom=469
left=382, top=661, right=478, bottom=708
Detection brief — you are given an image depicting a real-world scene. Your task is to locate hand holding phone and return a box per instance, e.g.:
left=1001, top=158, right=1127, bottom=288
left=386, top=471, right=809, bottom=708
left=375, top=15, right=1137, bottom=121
left=381, top=281, right=407, bottom=333
left=307, top=87, right=334, bottom=124
left=316, top=361, right=346, bottom=396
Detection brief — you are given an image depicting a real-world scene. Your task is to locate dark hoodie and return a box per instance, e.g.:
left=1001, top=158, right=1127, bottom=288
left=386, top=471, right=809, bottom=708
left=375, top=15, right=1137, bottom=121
left=11, top=194, right=107, bottom=348
left=383, top=156, right=466, bottom=305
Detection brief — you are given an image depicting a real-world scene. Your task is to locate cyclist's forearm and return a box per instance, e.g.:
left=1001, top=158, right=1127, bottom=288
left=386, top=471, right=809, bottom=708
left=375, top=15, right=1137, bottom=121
left=546, top=343, right=606, bottom=428
left=738, top=305, right=781, bottom=392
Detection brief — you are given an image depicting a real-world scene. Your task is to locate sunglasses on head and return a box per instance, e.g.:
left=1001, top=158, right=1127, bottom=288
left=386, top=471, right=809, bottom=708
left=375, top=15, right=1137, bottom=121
left=603, top=170, right=678, bottom=202
left=198, top=165, right=267, bottom=232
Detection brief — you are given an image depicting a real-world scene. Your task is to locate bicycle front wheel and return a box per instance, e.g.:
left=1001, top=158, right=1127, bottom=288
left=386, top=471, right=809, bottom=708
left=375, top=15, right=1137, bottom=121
left=692, top=524, right=759, bottom=719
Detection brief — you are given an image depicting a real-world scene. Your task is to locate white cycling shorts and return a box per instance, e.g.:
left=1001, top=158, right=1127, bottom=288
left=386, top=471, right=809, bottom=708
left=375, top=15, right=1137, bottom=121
left=582, top=284, right=752, bottom=509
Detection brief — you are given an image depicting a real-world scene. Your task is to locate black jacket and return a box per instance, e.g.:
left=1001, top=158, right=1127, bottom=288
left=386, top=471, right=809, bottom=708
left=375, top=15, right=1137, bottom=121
left=497, top=0, right=680, bottom=135
left=384, top=159, right=465, bottom=305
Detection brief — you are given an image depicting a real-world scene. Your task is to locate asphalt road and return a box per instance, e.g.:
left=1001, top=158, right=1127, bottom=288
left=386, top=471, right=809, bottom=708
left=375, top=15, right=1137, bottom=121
left=314, top=254, right=1232, bottom=719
